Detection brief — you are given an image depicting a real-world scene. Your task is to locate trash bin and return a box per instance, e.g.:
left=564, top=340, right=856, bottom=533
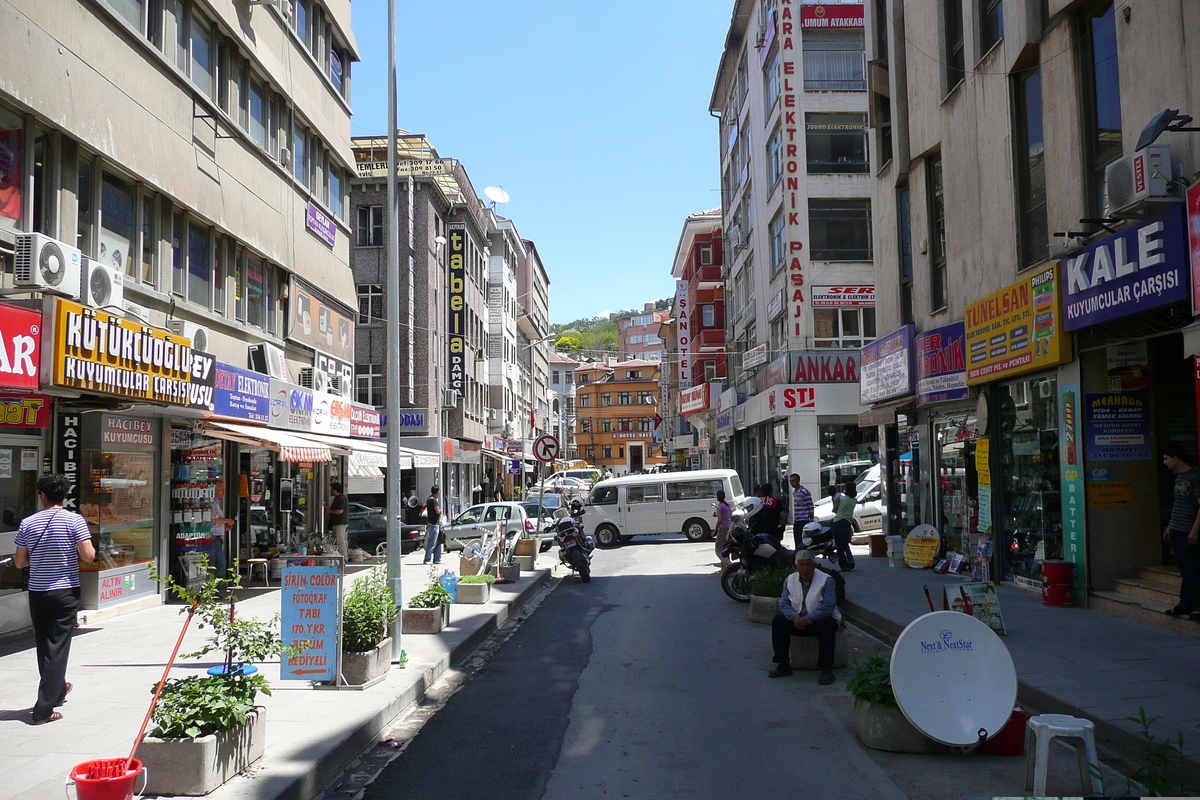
left=1041, top=560, right=1074, bottom=607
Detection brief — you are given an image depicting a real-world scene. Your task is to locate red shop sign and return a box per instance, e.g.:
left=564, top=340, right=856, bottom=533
left=0, top=394, right=51, bottom=428
left=0, top=303, right=41, bottom=391
left=800, top=4, right=864, bottom=28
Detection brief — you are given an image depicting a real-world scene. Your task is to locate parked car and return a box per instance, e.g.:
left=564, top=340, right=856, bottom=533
left=531, top=476, right=590, bottom=498
left=813, top=465, right=884, bottom=532
left=582, top=469, right=747, bottom=548
left=347, top=502, right=382, bottom=517
left=518, top=499, right=567, bottom=551
left=441, top=501, right=543, bottom=551
left=553, top=468, right=602, bottom=487
left=345, top=513, right=425, bottom=556
left=819, top=459, right=875, bottom=492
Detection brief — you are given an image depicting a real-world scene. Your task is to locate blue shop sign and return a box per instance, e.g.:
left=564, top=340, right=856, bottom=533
left=1061, top=205, right=1189, bottom=331
left=859, top=324, right=914, bottom=405
left=916, top=321, right=968, bottom=405
left=213, top=363, right=270, bottom=423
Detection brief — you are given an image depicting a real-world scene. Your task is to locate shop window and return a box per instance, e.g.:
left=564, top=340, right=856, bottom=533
left=0, top=107, right=24, bottom=233
left=0, top=440, right=43, bottom=602
left=806, top=113, right=869, bottom=174
left=803, top=29, right=865, bottom=91
left=935, top=416, right=978, bottom=555
left=886, top=415, right=922, bottom=536
left=187, top=221, right=211, bottom=308
left=809, top=199, right=872, bottom=261
left=814, top=307, right=876, bottom=349
left=100, top=172, right=135, bottom=276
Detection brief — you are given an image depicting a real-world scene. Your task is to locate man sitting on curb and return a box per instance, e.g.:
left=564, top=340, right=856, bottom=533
left=769, top=549, right=840, bottom=685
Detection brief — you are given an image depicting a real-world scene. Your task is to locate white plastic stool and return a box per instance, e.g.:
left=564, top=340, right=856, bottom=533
left=1024, top=714, right=1101, bottom=797
left=244, top=558, right=270, bottom=588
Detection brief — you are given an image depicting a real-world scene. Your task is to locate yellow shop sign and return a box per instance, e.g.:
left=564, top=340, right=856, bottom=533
left=45, top=298, right=198, bottom=405
left=964, top=264, right=1070, bottom=385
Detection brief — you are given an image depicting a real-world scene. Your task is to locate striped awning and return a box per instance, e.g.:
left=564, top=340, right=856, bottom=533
left=201, top=422, right=333, bottom=463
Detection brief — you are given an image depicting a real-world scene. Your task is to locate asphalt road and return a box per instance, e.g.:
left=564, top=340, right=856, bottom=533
left=361, top=537, right=1085, bottom=800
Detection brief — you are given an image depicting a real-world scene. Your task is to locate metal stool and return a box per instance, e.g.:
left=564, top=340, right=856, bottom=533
left=1024, top=714, right=1101, bottom=796
left=245, top=558, right=270, bottom=587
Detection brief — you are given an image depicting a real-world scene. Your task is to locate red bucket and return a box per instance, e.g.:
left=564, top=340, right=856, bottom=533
left=977, top=709, right=1030, bottom=755
left=1041, top=560, right=1074, bottom=607
left=68, top=758, right=145, bottom=800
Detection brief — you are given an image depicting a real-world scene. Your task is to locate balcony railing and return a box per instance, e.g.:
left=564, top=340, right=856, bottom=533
left=696, top=328, right=725, bottom=352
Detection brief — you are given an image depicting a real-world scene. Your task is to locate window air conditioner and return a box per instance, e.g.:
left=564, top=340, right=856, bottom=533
left=248, top=342, right=289, bottom=381
left=328, top=375, right=346, bottom=396
left=14, top=233, right=82, bottom=298
left=299, top=367, right=330, bottom=393
left=442, top=389, right=460, bottom=408
left=80, top=257, right=125, bottom=311
left=1104, top=144, right=1180, bottom=219
left=168, top=320, right=211, bottom=352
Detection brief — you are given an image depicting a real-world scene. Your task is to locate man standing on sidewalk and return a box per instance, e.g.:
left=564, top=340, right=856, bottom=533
left=789, top=473, right=813, bottom=550
left=209, top=480, right=235, bottom=581
left=324, top=481, right=348, bottom=557
left=423, top=486, right=442, bottom=565
left=1161, top=444, right=1200, bottom=621
left=13, top=474, right=95, bottom=725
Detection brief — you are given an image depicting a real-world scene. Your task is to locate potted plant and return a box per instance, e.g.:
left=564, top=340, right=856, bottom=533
left=139, top=559, right=297, bottom=795
left=403, top=566, right=452, bottom=634
left=341, top=565, right=398, bottom=685
left=748, top=563, right=792, bottom=624
left=456, top=573, right=495, bottom=604
left=846, top=655, right=945, bottom=753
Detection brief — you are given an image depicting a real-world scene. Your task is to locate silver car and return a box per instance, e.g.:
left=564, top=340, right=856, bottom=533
left=441, top=501, right=541, bottom=551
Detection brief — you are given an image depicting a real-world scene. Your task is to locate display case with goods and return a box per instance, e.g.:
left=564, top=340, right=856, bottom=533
left=170, top=428, right=224, bottom=591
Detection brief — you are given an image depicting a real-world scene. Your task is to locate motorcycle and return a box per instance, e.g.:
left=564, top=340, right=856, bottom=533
left=798, top=521, right=838, bottom=563
left=555, top=516, right=595, bottom=583
left=720, top=514, right=793, bottom=602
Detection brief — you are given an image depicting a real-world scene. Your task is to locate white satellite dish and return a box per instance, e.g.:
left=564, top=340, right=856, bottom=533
left=484, top=186, right=510, bottom=205
left=890, top=611, right=1017, bottom=747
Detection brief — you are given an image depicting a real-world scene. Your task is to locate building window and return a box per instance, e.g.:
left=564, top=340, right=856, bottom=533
left=618, top=392, right=632, bottom=405
left=357, top=283, right=383, bottom=325
left=814, top=307, right=877, bottom=349
left=579, top=395, right=590, bottom=408
left=585, top=446, right=595, bottom=461
left=246, top=254, right=266, bottom=329
left=628, top=369, right=643, bottom=379
left=328, top=165, right=342, bottom=219
left=1015, top=66, right=1048, bottom=269
left=357, top=205, right=383, bottom=247
left=898, top=186, right=914, bottom=324
left=1081, top=1, right=1121, bottom=216
left=140, top=192, right=157, bottom=284
left=699, top=241, right=714, bottom=265
left=602, top=419, right=612, bottom=433
left=702, top=304, right=715, bottom=327
left=980, top=0, right=1003, bottom=53
left=639, top=417, right=652, bottom=432
left=943, top=0, right=965, bottom=92
left=187, top=221, right=211, bottom=308
left=638, top=391, right=655, bottom=404
left=293, top=126, right=307, bottom=185
left=600, top=393, right=612, bottom=407
left=108, top=0, right=143, bottom=29
left=809, top=199, right=872, bottom=261
left=928, top=155, right=948, bottom=310
left=603, top=445, right=613, bottom=460
left=803, top=30, right=866, bottom=91
left=170, top=210, right=184, bottom=295
left=806, top=113, right=869, bottom=174
left=330, top=47, right=345, bottom=95
left=100, top=173, right=135, bottom=276
left=580, top=418, right=592, bottom=433
left=355, top=363, right=385, bottom=407
left=764, top=48, right=781, bottom=109
left=190, top=11, right=214, bottom=99
left=770, top=210, right=786, bottom=273
left=766, top=125, right=783, bottom=187
left=618, top=418, right=631, bottom=432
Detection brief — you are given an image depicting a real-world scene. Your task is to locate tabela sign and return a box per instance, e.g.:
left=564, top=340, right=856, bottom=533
left=903, top=524, right=940, bottom=568
left=534, top=434, right=560, bottom=463
left=944, top=581, right=1006, bottom=635
left=280, top=564, right=339, bottom=682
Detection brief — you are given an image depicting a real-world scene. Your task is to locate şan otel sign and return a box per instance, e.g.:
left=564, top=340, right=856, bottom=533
left=43, top=298, right=206, bottom=405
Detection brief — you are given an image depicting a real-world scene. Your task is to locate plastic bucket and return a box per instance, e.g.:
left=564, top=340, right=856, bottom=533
left=1041, top=560, right=1074, bottom=607
left=977, top=709, right=1030, bottom=756
left=67, top=758, right=145, bottom=800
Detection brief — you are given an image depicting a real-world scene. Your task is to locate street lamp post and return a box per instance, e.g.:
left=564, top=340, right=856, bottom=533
left=384, top=0, right=403, bottom=661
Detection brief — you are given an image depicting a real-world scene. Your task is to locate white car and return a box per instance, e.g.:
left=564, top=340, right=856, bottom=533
left=531, top=476, right=590, bottom=498
left=814, top=465, right=884, bottom=532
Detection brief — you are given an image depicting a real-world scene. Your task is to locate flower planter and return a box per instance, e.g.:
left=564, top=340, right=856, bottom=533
left=514, top=538, right=540, bottom=557
left=402, top=605, right=450, bottom=634
left=748, top=595, right=777, bottom=624
left=342, top=637, right=392, bottom=685
left=854, top=697, right=947, bottom=753
left=140, top=708, right=266, bottom=796
left=455, top=582, right=491, bottom=604
left=499, top=563, right=520, bottom=582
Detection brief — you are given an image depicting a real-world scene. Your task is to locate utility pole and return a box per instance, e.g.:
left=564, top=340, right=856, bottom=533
left=384, top=0, right=403, bottom=660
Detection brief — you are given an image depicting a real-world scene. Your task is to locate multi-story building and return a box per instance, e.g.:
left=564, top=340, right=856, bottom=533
left=350, top=134, right=488, bottom=517
left=862, top=0, right=1200, bottom=614
left=711, top=0, right=876, bottom=495
left=548, top=352, right=580, bottom=461
left=573, top=360, right=666, bottom=474
left=617, top=308, right=670, bottom=361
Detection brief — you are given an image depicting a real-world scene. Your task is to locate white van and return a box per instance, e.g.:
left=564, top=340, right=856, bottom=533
left=583, top=469, right=746, bottom=548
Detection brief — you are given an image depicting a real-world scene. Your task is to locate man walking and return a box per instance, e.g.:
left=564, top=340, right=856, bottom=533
left=789, top=473, right=814, bottom=550
left=423, top=485, right=442, bottom=565
left=1162, top=444, right=1200, bottom=620
left=209, top=480, right=235, bottom=581
left=14, top=474, right=95, bottom=724
left=324, top=481, right=349, bottom=557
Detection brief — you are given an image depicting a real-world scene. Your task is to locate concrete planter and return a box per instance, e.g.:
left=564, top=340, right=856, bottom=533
left=854, top=697, right=947, bottom=753
left=748, top=595, right=778, bottom=624
left=499, top=563, right=520, bottom=582
left=402, top=604, right=450, bottom=634
left=342, top=637, right=392, bottom=685
left=455, top=582, right=491, bottom=604
left=514, top=538, right=540, bottom=557
left=514, top=554, right=536, bottom=571
left=140, top=708, right=266, bottom=796
left=790, top=631, right=849, bottom=669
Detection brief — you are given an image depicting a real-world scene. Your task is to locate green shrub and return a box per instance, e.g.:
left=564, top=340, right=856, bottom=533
left=458, top=573, right=496, bottom=584
left=749, top=562, right=794, bottom=597
left=845, top=655, right=896, bottom=707
left=343, top=565, right=398, bottom=653
left=150, top=673, right=269, bottom=739
left=409, top=586, right=452, bottom=608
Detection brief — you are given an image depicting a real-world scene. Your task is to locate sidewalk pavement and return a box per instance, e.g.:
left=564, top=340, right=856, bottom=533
left=840, top=550, right=1200, bottom=779
left=0, top=550, right=554, bottom=800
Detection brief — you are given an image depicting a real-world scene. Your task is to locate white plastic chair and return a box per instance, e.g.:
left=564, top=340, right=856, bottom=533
left=1024, top=713, right=1102, bottom=796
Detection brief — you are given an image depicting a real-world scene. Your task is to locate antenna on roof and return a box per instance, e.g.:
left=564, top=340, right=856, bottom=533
left=484, top=186, right=510, bottom=208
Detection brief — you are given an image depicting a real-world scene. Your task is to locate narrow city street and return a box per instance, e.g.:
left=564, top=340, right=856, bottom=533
left=354, top=540, right=1083, bottom=800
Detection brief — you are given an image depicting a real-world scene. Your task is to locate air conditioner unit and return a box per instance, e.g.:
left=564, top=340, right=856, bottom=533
left=247, top=342, right=289, bottom=381
left=442, top=389, right=459, bottom=408
left=755, top=25, right=766, bottom=46
left=123, top=299, right=151, bottom=323
left=1037, top=380, right=1054, bottom=399
left=168, top=320, right=211, bottom=352
left=298, top=367, right=330, bottom=393
left=80, top=258, right=125, bottom=311
left=328, top=375, right=346, bottom=396
left=14, top=233, right=82, bottom=297
left=1104, top=144, right=1179, bottom=219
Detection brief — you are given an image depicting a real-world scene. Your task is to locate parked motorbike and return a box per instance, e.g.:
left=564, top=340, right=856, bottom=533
left=555, top=516, right=595, bottom=583
left=720, top=516, right=792, bottom=602
left=799, top=521, right=838, bottom=563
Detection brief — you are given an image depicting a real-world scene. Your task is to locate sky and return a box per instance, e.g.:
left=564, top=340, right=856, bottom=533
left=348, top=0, right=732, bottom=325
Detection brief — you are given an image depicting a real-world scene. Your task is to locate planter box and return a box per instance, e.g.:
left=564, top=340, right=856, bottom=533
left=514, top=538, right=540, bottom=557
left=514, top=554, right=536, bottom=571
left=854, top=697, right=947, bottom=753
left=455, top=582, right=491, bottom=604
left=140, top=708, right=266, bottom=796
left=342, top=637, right=392, bottom=685
left=499, top=564, right=520, bottom=582
left=789, top=630, right=849, bottom=669
left=402, top=605, right=450, bottom=634
left=748, top=595, right=777, bottom=624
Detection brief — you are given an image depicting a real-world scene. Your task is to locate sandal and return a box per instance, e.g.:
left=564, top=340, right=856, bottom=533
left=55, top=682, right=72, bottom=706
left=30, top=712, right=62, bottom=725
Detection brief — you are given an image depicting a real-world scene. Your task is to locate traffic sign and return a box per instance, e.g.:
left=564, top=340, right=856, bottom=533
left=533, top=434, right=560, bottom=463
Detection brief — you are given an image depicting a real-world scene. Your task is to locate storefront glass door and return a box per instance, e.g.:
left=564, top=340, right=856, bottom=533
left=934, top=414, right=978, bottom=554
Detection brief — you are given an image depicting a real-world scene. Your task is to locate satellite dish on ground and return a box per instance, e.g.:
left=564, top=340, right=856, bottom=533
left=890, top=611, right=1016, bottom=747
left=484, top=186, right=510, bottom=205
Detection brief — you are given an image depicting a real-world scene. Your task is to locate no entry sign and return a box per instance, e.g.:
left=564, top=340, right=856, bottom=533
left=534, top=434, right=560, bottom=463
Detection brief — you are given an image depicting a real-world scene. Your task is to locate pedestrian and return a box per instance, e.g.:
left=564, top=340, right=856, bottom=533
left=1161, top=444, right=1200, bottom=620
left=13, top=473, right=95, bottom=724
left=209, top=480, right=235, bottom=581
left=423, top=486, right=443, bottom=565
left=714, top=489, right=733, bottom=570
left=788, top=473, right=814, bottom=550
left=831, top=479, right=857, bottom=570
left=323, top=481, right=348, bottom=557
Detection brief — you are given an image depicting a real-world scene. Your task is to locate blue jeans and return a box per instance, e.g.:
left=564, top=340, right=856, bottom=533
left=831, top=519, right=854, bottom=569
left=212, top=537, right=227, bottom=581
left=424, top=524, right=442, bottom=563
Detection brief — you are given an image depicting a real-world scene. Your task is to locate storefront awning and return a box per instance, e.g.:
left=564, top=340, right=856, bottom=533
left=201, top=421, right=333, bottom=463
left=289, top=431, right=441, bottom=470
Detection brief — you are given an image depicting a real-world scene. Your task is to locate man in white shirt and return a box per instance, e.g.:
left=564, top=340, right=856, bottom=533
left=210, top=480, right=235, bottom=581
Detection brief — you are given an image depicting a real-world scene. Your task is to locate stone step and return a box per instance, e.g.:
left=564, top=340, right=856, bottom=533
left=1135, top=564, right=1182, bottom=590
left=1089, top=590, right=1200, bottom=640
left=1111, top=576, right=1181, bottom=606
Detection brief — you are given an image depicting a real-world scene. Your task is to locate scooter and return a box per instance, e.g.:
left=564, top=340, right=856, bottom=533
left=555, top=516, right=595, bottom=583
